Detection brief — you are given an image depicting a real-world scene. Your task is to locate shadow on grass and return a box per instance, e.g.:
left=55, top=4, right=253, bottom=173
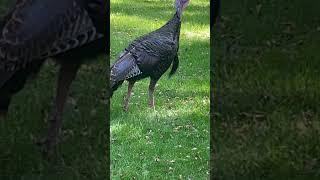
left=213, top=0, right=320, bottom=178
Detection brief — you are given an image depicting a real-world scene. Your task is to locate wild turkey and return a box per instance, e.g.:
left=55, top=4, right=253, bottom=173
left=110, top=0, right=190, bottom=111
left=0, top=0, right=106, bottom=152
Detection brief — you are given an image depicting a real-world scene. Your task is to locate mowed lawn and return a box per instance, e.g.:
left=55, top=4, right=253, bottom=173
left=110, top=0, right=210, bottom=178
left=213, top=0, right=320, bottom=179
left=0, top=2, right=108, bottom=179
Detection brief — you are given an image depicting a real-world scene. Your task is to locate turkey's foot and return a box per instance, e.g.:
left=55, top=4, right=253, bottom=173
left=36, top=113, right=62, bottom=156
left=148, top=101, right=155, bottom=111
left=123, top=104, right=129, bottom=112
left=36, top=136, right=60, bottom=157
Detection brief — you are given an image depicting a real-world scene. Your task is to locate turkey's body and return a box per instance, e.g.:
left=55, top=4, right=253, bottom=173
left=0, top=0, right=106, bottom=152
left=110, top=1, right=189, bottom=111
left=111, top=13, right=180, bottom=90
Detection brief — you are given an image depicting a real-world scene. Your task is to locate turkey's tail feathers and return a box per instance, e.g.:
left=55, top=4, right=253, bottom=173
left=169, top=55, right=179, bottom=78
left=110, top=51, right=137, bottom=95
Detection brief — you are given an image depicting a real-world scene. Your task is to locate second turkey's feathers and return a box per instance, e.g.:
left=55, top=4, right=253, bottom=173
left=110, top=50, right=138, bottom=90
left=126, top=64, right=142, bottom=79
left=0, top=0, right=104, bottom=72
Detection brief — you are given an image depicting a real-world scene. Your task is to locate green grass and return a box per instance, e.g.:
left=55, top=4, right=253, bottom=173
left=111, top=0, right=210, bottom=178
left=0, top=2, right=108, bottom=179
left=213, top=0, right=320, bottom=179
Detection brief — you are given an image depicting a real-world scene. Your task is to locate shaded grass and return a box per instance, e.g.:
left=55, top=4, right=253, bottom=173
left=0, top=61, right=108, bottom=180
left=213, top=0, right=320, bottom=179
left=0, top=2, right=108, bottom=179
left=111, top=0, right=210, bottom=178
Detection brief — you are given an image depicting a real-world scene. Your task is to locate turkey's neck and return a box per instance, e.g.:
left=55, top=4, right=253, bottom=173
left=161, top=12, right=181, bottom=41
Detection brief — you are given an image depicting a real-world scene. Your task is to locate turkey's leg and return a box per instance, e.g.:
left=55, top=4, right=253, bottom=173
left=148, top=79, right=158, bottom=109
left=42, top=62, right=80, bottom=153
left=123, top=81, right=135, bottom=111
